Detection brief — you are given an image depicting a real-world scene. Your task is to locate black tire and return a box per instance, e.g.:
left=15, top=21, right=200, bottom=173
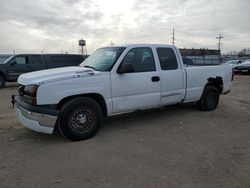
left=58, top=97, right=103, bottom=141
left=197, top=86, right=219, bottom=111
left=0, top=75, right=6, bottom=88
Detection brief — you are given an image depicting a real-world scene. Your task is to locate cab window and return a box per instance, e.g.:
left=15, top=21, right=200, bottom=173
left=11, top=56, right=28, bottom=65
left=31, top=55, right=43, bottom=64
left=157, top=48, right=178, bottom=70
left=121, top=47, right=156, bottom=72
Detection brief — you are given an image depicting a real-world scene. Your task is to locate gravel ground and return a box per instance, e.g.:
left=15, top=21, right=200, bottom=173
left=0, top=75, right=250, bottom=188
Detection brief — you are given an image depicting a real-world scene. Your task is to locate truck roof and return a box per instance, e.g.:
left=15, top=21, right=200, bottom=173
left=10, top=54, right=83, bottom=56
left=109, top=44, right=175, bottom=48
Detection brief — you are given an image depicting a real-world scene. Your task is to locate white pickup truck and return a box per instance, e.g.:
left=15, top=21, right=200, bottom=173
left=12, top=44, right=233, bottom=141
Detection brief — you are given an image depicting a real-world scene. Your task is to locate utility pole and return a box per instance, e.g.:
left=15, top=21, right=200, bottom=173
left=216, top=34, right=223, bottom=63
left=216, top=34, right=223, bottom=52
left=172, top=28, right=175, bottom=46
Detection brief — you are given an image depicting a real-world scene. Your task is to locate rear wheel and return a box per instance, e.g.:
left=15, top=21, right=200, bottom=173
left=0, top=75, right=6, bottom=88
left=197, top=86, right=219, bottom=111
left=58, top=97, right=103, bottom=141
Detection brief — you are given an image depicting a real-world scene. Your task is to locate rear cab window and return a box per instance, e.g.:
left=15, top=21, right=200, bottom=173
left=156, top=48, right=178, bottom=70
left=49, top=56, right=81, bottom=63
left=30, top=55, right=43, bottom=64
left=45, top=55, right=83, bottom=68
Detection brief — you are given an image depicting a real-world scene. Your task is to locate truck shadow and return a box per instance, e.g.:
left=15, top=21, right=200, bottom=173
left=101, top=102, right=198, bottom=131
left=13, top=103, right=199, bottom=143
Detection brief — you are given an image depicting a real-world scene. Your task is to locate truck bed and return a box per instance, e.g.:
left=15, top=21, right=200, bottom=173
left=184, top=64, right=232, bottom=102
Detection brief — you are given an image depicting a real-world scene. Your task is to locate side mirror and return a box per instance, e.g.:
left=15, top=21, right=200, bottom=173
left=117, top=63, right=135, bottom=74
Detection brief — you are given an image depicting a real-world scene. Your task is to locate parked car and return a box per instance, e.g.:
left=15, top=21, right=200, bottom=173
left=225, top=60, right=242, bottom=68
left=233, top=60, right=250, bottom=74
left=0, top=54, right=86, bottom=88
left=12, top=44, right=233, bottom=141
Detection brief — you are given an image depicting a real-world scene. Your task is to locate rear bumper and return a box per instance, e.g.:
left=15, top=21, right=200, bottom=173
left=13, top=95, right=59, bottom=134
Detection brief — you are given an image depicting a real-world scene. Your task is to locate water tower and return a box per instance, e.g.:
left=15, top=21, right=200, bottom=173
left=79, top=39, right=86, bottom=55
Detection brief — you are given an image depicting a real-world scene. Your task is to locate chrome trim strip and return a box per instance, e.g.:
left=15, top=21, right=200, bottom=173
left=162, top=93, right=181, bottom=97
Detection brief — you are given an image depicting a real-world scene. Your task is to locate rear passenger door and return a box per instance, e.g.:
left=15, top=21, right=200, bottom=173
left=46, top=55, right=82, bottom=69
left=157, top=48, right=186, bottom=105
left=30, top=55, right=46, bottom=71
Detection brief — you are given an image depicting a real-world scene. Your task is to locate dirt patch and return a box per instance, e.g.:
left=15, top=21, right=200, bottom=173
left=0, top=76, right=250, bottom=188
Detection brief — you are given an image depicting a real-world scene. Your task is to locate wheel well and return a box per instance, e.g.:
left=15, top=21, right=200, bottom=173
left=206, top=77, right=223, bottom=94
left=58, top=93, right=108, bottom=117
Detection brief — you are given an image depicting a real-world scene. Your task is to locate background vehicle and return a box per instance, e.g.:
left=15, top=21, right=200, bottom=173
left=0, top=54, right=11, bottom=63
left=225, top=60, right=242, bottom=68
left=0, top=54, right=86, bottom=88
left=182, top=57, right=195, bottom=65
left=234, top=60, right=250, bottom=74
left=12, top=44, right=233, bottom=141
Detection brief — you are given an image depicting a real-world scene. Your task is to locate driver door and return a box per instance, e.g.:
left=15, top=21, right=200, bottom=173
left=111, top=47, right=161, bottom=114
left=7, top=55, right=31, bottom=80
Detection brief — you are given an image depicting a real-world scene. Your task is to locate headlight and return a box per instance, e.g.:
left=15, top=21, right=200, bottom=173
left=24, top=85, right=39, bottom=97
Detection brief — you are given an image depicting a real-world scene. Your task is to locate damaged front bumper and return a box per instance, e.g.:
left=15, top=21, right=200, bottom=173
left=12, top=95, right=59, bottom=134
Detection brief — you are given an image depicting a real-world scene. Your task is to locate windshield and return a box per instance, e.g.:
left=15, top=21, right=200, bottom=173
left=80, top=47, right=126, bottom=71
left=0, top=55, right=13, bottom=64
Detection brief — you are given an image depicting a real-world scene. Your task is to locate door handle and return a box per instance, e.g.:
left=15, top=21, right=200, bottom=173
left=151, top=76, right=160, bottom=82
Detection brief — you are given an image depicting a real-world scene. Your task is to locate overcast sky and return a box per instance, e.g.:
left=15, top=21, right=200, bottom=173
left=0, top=0, right=249, bottom=54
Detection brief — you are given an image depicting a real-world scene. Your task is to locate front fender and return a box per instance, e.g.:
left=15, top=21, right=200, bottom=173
left=36, top=74, right=113, bottom=114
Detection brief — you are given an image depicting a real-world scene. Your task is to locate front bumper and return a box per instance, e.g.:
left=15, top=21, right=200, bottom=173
left=223, top=89, right=230, bottom=95
left=12, top=95, right=59, bottom=134
left=234, top=67, right=250, bottom=73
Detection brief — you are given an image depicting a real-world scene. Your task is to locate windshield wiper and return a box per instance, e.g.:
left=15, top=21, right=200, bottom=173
left=83, top=65, right=96, bottom=70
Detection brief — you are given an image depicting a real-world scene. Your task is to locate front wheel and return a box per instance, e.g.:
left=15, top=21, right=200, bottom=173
left=58, top=97, right=103, bottom=141
left=197, top=86, right=220, bottom=111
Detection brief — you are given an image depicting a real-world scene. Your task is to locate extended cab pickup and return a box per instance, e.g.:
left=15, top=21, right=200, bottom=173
left=12, top=44, right=233, bottom=141
left=0, top=54, right=85, bottom=88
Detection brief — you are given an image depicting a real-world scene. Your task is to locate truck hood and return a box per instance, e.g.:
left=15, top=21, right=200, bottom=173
left=18, top=66, right=99, bottom=85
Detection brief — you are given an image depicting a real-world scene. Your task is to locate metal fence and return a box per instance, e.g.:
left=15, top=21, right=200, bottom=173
left=188, top=56, right=250, bottom=65
left=190, top=57, right=221, bottom=64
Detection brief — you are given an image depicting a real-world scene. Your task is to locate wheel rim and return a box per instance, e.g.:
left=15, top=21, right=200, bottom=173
left=69, top=108, right=96, bottom=133
left=206, top=91, right=218, bottom=109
